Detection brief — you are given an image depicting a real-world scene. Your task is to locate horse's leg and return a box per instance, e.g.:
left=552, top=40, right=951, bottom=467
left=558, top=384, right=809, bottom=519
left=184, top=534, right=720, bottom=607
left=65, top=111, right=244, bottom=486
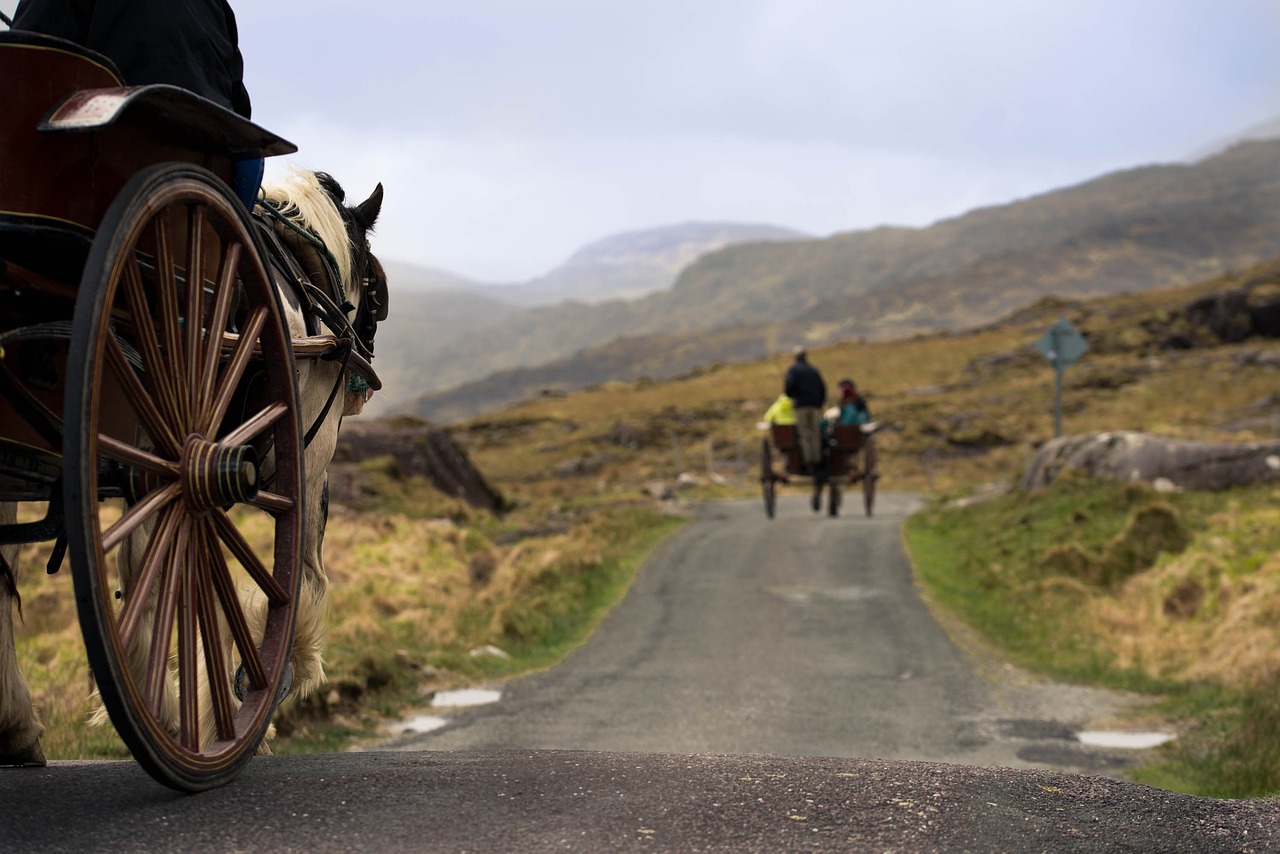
left=290, top=380, right=342, bottom=699
left=0, top=503, right=45, bottom=766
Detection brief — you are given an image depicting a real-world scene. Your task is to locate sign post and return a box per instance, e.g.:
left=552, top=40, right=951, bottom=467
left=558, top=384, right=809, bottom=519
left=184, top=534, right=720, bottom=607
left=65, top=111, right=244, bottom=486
left=1034, top=318, right=1088, bottom=437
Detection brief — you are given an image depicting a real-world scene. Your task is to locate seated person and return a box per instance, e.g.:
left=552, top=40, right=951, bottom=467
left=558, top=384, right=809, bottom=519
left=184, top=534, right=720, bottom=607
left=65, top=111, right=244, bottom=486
left=761, top=394, right=796, bottom=427
left=835, top=378, right=870, bottom=425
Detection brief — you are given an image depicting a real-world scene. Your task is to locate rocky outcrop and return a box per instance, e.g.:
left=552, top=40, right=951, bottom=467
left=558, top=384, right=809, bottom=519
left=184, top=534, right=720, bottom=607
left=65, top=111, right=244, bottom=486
left=1022, top=431, right=1280, bottom=491
left=332, top=418, right=508, bottom=513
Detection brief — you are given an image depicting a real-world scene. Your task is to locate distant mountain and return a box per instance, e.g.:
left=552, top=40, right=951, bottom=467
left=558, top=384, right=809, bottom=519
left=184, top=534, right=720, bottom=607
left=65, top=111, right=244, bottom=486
left=1192, top=115, right=1280, bottom=160
left=366, top=222, right=805, bottom=415
left=379, top=260, right=491, bottom=292
left=485, top=222, right=807, bottom=306
left=392, top=138, right=1280, bottom=423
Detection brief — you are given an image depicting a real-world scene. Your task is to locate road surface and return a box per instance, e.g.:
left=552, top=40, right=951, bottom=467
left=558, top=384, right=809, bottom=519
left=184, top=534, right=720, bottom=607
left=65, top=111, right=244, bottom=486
left=2, top=494, right=1274, bottom=851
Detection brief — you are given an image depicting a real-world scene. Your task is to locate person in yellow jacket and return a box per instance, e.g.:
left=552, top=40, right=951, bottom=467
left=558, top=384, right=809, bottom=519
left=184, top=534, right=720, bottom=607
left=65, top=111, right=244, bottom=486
left=761, top=394, right=795, bottom=425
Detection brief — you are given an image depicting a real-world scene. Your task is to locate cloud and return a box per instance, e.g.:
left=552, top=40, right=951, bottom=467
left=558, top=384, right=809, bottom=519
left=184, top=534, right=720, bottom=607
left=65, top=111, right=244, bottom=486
left=7, top=0, right=1279, bottom=280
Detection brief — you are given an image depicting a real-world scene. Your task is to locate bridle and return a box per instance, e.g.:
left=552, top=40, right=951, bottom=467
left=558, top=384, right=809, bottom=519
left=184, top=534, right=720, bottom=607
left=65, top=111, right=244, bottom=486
left=255, top=197, right=387, bottom=446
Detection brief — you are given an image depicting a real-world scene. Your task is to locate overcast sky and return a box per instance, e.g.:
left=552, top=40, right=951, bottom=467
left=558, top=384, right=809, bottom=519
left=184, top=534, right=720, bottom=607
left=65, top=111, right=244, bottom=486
left=6, top=1, right=1279, bottom=282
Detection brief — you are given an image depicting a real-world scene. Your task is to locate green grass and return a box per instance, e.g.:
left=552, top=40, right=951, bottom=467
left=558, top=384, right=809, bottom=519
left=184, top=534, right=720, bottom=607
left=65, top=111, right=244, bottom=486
left=275, top=505, right=686, bottom=752
left=904, top=477, right=1280, bottom=797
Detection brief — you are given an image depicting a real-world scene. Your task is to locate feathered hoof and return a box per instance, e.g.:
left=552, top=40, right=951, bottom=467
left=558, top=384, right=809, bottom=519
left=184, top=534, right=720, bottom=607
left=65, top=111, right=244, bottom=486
left=0, top=739, right=46, bottom=767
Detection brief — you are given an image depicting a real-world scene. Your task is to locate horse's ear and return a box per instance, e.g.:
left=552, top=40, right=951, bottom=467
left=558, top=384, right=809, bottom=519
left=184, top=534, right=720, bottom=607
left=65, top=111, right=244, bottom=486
left=353, top=183, right=383, bottom=232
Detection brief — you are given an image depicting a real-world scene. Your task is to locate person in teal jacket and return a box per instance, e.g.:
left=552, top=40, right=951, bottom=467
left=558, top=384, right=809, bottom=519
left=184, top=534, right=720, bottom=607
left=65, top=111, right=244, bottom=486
left=835, top=378, right=870, bottom=425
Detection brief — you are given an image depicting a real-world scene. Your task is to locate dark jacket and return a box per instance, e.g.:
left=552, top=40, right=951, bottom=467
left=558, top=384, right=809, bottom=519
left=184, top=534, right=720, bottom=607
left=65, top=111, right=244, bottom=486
left=13, top=0, right=251, bottom=118
left=784, top=359, right=826, bottom=408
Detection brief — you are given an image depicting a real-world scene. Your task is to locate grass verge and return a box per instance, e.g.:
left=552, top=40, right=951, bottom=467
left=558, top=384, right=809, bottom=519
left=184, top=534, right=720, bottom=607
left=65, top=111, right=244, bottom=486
left=904, top=475, right=1280, bottom=798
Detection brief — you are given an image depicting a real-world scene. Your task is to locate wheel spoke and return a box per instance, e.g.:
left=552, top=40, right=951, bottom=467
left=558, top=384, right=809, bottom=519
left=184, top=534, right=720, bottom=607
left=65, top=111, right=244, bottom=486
left=203, top=307, right=267, bottom=437
left=193, top=524, right=237, bottom=742
left=153, top=215, right=191, bottom=432
left=209, top=508, right=289, bottom=605
left=97, top=435, right=179, bottom=477
left=185, top=204, right=207, bottom=419
left=248, top=489, right=295, bottom=513
left=206, top=522, right=268, bottom=696
left=144, top=515, right=189, bottom=716
left=102, top=482, right=179, bottom=553
left=177, top=548, right=199, bottom=751
left=198, top=242, right=241, bottom=419
left=218, top=401, right=287, bottom=448
left=105, top=332, right=181, bottom=458
left=118, top=503, right=182, bottom=651
left=119, top=255, right=184, bottom=429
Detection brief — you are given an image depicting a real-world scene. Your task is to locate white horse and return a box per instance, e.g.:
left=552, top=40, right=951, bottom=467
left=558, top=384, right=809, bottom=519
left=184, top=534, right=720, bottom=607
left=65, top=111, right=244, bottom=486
left=0, top=167, right=386, bottom=767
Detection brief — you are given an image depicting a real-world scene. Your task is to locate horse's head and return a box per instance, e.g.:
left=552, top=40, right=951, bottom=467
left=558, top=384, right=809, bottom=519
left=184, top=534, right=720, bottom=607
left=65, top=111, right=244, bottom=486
left=313, top=171, right=388, bottom=356
left=258, top=169, right=389, bottom=410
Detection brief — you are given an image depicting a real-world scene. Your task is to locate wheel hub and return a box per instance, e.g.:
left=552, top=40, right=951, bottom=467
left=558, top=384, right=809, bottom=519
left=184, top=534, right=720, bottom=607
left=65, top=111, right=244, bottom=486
left=180, top=434, right=260, bottom=512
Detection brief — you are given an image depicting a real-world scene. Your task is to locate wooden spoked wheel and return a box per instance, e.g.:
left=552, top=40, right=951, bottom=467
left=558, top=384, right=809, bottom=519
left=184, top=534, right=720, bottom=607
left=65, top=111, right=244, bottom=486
left=863, top=438, right=877, bottom=518
left=64, top=164, right=304, bottom=791
left=760, top=438, right=776, bottom=519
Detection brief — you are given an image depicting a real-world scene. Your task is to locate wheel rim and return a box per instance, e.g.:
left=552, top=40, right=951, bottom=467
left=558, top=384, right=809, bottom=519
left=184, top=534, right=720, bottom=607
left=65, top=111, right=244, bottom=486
left=65, top=165, right=303, bottom=791
left=863, top=441, right=876, bottom=517
left=761, top=439, right=775, bottom=519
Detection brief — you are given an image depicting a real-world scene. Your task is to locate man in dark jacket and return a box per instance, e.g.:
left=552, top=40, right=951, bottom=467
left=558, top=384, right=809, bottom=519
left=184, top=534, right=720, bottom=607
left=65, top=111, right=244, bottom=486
left=784, top=346, right=826, bottom=472
left=12, top=0, right=251, bottom=116
left=11, top=0, right=262, bottom=208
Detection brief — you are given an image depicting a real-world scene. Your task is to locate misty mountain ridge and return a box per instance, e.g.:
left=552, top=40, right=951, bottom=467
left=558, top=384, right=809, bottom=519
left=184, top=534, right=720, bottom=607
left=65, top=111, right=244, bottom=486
left=367, top=221, right=807, bottom=414
left=381, top=221, right=804, bottom=304
left=384, top=137, right=1280, bottom=423
left=483, top=222, right=807, bottom=306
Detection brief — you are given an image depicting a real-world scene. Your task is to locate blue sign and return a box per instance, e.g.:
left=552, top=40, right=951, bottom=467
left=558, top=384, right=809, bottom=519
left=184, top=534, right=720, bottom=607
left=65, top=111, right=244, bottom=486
left=1035, top=318, right=1088, bottom=368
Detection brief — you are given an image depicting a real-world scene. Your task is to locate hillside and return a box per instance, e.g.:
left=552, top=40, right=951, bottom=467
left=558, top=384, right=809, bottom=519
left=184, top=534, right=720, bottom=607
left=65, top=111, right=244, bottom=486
left=484, top=222, right=807, bottom=306
left=368, top=222, right=804, bottom=415
left=395, top=139, right=1280, bottom=422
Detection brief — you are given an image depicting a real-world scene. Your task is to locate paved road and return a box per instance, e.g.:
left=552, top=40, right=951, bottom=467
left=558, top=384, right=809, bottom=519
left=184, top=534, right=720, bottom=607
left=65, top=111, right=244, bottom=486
left=2, top=494, right=1275, bottom=851
left=3, top=750, right=1276, bottom=852
left=386, top=494, right=1136, bottom=772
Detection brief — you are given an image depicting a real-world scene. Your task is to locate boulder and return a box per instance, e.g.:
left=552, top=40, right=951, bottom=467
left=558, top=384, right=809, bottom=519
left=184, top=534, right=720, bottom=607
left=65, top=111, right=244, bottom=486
left=1022, top=431, right=1280, bottom=492
left=333, top=418, right=508, bottom=513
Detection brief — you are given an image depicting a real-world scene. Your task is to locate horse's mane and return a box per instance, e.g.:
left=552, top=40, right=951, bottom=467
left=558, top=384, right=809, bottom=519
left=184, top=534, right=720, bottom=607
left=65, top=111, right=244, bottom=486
left=259, top=168, right=355, bottom=298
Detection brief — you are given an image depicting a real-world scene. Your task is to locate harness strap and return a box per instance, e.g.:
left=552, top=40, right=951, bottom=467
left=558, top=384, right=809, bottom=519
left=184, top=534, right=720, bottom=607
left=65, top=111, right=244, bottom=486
left=250, top=212, right=369, bottom=449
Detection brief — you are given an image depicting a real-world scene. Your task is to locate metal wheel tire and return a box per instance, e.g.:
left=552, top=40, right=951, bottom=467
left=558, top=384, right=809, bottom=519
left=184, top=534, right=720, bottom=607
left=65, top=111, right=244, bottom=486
left=64, top=164, right=304, bottom=791
left=760, top=439, right=775, bottom=519
left=863, top=438, right=877, bottom=517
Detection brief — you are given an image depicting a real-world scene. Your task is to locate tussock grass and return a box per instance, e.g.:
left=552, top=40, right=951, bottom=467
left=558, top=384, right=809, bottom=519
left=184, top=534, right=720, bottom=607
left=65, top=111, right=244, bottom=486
left=905, top=479, right=1280, bottom=797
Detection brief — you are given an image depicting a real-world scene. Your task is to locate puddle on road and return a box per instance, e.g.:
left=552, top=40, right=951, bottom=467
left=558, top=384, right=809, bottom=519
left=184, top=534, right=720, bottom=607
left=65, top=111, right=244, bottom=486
left=432, top=688, right=502, bottom=707
left=1077, top=730, right=1175, bottom=749
left=764, top=585, right=882, bottom=604
left=394, top=689, right=502, bottom=736
left=400, top=715, right=449, bottom=734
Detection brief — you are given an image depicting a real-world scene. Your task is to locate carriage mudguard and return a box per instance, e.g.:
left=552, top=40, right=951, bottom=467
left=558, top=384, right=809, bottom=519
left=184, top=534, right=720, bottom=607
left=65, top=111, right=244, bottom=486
left=41, top=84, right=296, bottom=160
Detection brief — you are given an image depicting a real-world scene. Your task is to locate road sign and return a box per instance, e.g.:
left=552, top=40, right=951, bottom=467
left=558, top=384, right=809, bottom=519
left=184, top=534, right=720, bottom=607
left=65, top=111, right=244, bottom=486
left=1034, top=318, right=1088, bottom=438
left=1035, top=318, right=1088, bottom=368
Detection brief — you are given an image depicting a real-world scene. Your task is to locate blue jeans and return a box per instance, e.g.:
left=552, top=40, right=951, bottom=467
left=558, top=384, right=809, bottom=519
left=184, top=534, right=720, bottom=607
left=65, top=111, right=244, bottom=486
left=231, top=157, right=264, bottom=210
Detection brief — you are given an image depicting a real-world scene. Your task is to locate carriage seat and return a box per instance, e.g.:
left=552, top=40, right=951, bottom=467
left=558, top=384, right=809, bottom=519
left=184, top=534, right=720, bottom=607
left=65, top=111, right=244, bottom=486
left=1, top=30, right=295, bottom=160
left=0, top=30, right=295, bottom=282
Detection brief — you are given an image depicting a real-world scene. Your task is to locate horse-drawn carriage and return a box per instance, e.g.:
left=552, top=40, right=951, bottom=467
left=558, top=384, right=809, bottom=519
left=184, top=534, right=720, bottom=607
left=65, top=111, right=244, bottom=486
left=760, top=422, right=879, bottom=518
left=0, top=29, right=386, bottom=790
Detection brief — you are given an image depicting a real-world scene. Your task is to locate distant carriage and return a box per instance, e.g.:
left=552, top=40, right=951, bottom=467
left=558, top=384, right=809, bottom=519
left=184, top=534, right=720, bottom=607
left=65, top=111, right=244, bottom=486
left=760, top=423, right=879, bottom=518
left=0, top=30, right=387, bottom=790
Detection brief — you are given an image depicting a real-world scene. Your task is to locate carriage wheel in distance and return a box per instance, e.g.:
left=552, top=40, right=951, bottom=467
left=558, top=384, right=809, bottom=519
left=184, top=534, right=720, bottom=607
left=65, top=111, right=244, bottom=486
left=64, top=164, right=304, bottom=792
left=863, top=438, right=877, bottom=517
left=760, top=438, right=776, bottom=519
